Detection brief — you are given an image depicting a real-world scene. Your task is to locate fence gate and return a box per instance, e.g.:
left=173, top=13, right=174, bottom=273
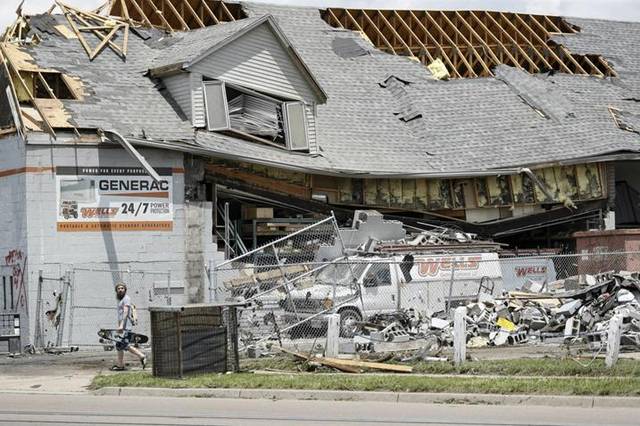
left=68, top=267, right=173, bottom=346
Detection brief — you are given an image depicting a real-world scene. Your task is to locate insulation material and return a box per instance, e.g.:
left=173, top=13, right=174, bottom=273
left=228, top=94, right=282, bottom=139
left=427, top=58, right=450, bottom=80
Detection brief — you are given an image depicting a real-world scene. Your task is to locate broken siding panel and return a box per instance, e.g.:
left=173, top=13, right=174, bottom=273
left=191, top=72, right=206, bottom=128
left=163, top=73, right=193, bottom=121
left=305, top=104, right=317, bottom=154
left=189, top=23, right=317, bottom=104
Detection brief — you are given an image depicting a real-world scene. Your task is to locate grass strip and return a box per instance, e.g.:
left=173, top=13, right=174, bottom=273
left=240, top=357, right=640, bottom=377
left=91, top=372, right=640, bottom=396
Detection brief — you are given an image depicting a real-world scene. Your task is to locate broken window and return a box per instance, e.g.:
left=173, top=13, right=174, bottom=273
left=203, top=79, right=310, bottom=151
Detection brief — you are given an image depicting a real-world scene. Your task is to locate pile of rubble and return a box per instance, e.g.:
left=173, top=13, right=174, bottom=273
left=354, top=271, right=640, bottom=356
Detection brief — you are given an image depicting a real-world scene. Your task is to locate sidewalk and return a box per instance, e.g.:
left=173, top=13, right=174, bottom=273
left=93, top=386, right=640, bottom=408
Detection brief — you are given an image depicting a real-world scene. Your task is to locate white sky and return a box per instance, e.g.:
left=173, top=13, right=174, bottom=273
left=2, top=0, right=640, bottom=32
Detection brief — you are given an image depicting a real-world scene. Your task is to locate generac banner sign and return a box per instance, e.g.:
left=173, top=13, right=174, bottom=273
left=55, top=167, right=174, bottom=232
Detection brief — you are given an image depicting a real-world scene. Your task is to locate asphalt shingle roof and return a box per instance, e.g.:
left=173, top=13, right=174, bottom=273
left=18, top=3, right=640, bottom=175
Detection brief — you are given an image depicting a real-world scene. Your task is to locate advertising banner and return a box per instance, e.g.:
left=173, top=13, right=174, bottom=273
left=56, top=166, right=174, bottom=232
left=500, top=257, right=557, bottom=290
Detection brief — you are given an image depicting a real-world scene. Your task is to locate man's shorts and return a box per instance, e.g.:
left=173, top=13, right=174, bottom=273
left=115, top=331, right=132, bottom=351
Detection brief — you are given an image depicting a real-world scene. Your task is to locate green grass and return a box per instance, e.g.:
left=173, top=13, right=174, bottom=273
left=240, top=357, right=640, bottom=377
left=90, top=371, right=640, bottom=396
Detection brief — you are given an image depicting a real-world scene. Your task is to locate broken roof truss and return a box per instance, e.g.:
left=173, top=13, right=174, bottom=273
left=107, top=0, right=244, bottom=31
left=322, top=8, right=616, bottom=79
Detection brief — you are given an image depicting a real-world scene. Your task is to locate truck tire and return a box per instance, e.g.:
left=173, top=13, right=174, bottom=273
left=339, top=308, right=361, bottom=338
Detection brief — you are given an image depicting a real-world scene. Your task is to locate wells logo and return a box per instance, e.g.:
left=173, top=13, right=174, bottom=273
left=514, top=266, right=547, bottom=277
left=416, top=256, right=482, bottom=277
left=81, top=207, right=119, bottom=218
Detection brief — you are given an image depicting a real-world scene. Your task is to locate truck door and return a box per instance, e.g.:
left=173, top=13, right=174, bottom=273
left=361, top=262, right=397, bottom=315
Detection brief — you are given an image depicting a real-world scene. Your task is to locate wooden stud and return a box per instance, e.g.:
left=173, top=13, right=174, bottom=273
left=597, top=56, right=617, bottom=77
left=423, top=11, right=476, bottom=77
left=408, top=10, right=461, bottom=78
left=543, top=15, right=563, bottom=33
left=181, top=0, right=206, bottom=28
left=36, top=72, right=57, bottom=99
left=525, top=14, right=586, bottom=74
left=325, top=8, right=343, bottom=28
left=438, top=11, right=492, bottom=76
left=126, top=0, right=153, bottom=26
left=119, top=0, right=131, bottom=24
left=375, top=10, right=413, bottom=56
left=483, top=12, right=540, bottom=72
left=89, top=24, right=121, bottom=60
left=199, top=0, right=220, bottom=25
left=219, top=0, right=237, bottom=21
left=356, top=10, right=396, bottom=55
left=69, top=10, right=125, bottom=57
left=163, top=0, right=189, bottom=30
left=0, top=45, right=56, bottom=138
left=499, top=12, right=554, bottom=72
left=513, top=13, right=573, bottom=74
left=62, top=12, right=93, bottom=57
left=581, top=55, right=605, bottom=78
left=145, top=0, right=172, bottom=30
left=392, top=10, right=434, bottom=62
left=453, top=11, right=501, bottom=65
left=122, top=24, right=129, bottom=56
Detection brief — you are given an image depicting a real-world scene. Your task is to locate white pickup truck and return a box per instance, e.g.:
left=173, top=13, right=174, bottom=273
left=283, top=252, right=504, bottom=336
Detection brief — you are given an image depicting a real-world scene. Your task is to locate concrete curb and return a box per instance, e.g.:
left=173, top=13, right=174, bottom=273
left=92, top=387, right=640, bottom=408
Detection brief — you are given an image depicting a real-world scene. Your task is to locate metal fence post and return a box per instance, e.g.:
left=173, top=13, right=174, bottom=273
left=166, top=270, right=172, bottom=306
left=68, top=269, right=75, bottom=346
left=446, top=260, right=457, bottom=314
left=56, top=271, right=71, bottom=347
left=33, top=270, right=44, bottom=349
left=454, top=306, right=467, bottom=366
left=606, top=314, right=622, bottom=368
left=224, top=202, right=230, bottom=260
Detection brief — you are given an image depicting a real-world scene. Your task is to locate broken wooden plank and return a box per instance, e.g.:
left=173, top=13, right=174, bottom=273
left=277, top=347, right=360, bottom=373
left=322, top=357, right=413, bottom=373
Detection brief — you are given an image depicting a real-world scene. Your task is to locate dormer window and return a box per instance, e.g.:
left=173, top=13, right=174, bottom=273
left=204, top=79, right=309, bottom=151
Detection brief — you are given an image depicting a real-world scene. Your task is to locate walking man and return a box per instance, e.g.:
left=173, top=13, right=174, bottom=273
left=111, top=282, right=146, bottom=371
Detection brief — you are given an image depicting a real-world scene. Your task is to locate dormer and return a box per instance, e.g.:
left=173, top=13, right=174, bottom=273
left=150, top=15, right=326, bottom=153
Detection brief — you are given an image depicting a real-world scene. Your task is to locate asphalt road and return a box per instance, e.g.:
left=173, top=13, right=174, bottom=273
left=1, top=393, right=640, bottom=426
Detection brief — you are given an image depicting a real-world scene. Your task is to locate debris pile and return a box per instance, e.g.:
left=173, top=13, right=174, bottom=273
left=352, top=271, right=640, bottom=357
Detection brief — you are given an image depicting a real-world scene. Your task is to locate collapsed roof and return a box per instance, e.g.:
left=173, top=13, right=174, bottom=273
left=1, top=1, right=640, bottom=177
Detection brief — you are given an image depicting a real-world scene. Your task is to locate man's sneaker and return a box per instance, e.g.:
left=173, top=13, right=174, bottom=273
left=140, top=356, right=147, bottom=370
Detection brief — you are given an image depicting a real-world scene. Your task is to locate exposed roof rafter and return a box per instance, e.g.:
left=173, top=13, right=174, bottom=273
left=322, top=8, right=617, bottom=79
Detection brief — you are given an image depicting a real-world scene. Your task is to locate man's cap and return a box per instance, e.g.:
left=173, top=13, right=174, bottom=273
left=115, top=282, right=127, bottom=290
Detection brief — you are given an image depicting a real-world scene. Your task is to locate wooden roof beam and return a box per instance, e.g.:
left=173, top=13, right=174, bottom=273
left=438, top=11, right=492, bottom=76
left=356, top=10, right=397, bottom=55
left=468, top=12, right=522, bottom=72
left=376, top=10, right=414, bottom=57
left=125, top=0, right=153, bottom=26
left=180, top=0, right=206, bottom=28
left=408, top=10, right=461, bottom=78
left=512, top=13, right=573, bottom=74
left=498, top=13, right=552, bottom=72
left=218, top=0, right=237, bottom=21
left=145, top=0, right=173, bottom=30
left=483, top=12, right=540, bottom=73
left=422, top=11, right=476, bottom=77
left=392, top=10, right=435, bottom=63
left=453, top=11, right=501, bottom=65
left=199, top=0, right=220, bottom=25
left=163, top=0, right=189, bottom=30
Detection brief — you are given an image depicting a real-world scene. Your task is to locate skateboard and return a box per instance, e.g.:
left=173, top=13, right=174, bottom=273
left=98, top=328, right=148, bottom=350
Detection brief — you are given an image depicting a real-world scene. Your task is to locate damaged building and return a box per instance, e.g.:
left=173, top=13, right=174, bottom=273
left=1, top=0, right=640, bottom=345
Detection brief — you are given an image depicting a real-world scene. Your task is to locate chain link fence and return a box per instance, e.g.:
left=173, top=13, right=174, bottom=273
left=67, top=267, right=173, bottom=347
left=213, top=243, right=640, bottom=357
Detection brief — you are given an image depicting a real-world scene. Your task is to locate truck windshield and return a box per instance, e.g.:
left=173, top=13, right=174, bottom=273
left=316, top=262, right=366, bottom=286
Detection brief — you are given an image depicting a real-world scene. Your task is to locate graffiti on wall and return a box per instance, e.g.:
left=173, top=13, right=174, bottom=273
left=4, top=249, right=27, bottom=311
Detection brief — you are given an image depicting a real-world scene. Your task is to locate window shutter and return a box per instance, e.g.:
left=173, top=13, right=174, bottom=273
left=203, top=80, right=230, bottom=131
left=282, top=101, right=309, bottom=151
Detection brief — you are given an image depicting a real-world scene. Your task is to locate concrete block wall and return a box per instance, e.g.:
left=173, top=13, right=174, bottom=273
left=17, top=141, right=214, bottom=345
left=0, top=134, right=27, bottom=321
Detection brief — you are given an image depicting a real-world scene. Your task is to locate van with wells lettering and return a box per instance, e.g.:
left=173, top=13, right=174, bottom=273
left=283, top=252, right=503, bottom=336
